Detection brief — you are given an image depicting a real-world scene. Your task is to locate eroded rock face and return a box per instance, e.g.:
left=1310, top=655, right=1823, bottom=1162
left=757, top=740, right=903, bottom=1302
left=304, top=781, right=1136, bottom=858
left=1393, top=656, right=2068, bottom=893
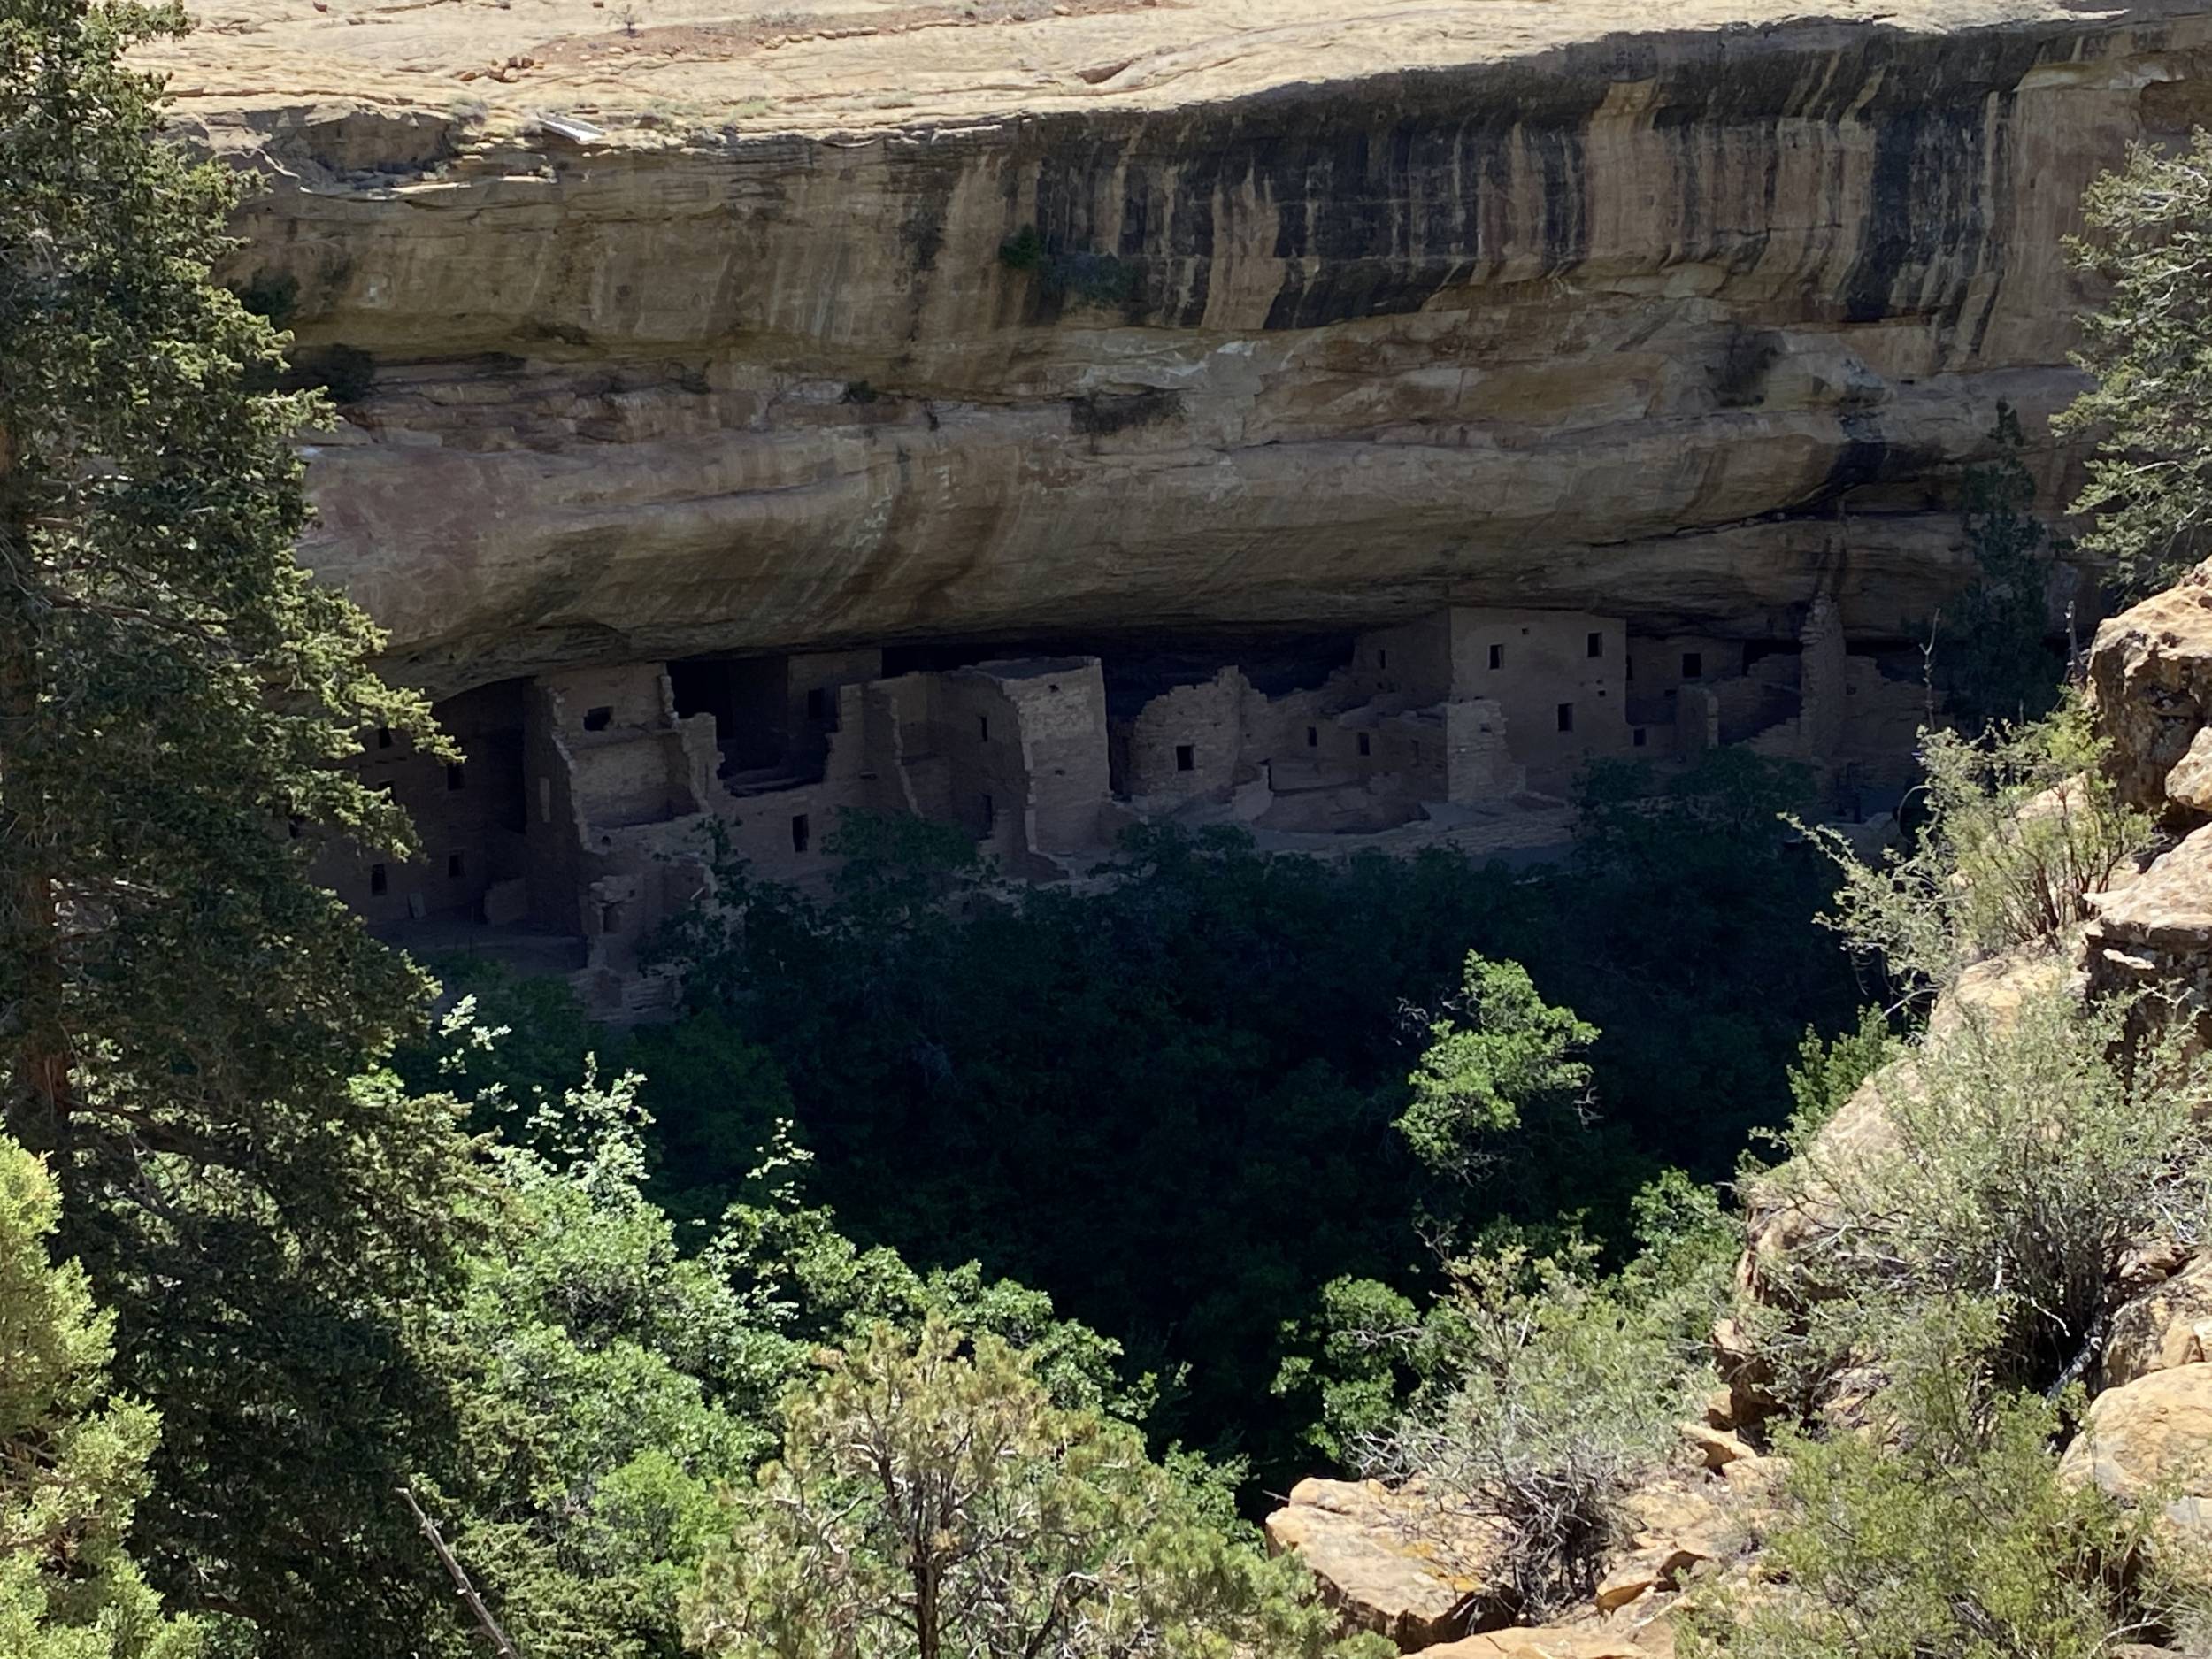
left=150, top=0, right=2212, bottom=692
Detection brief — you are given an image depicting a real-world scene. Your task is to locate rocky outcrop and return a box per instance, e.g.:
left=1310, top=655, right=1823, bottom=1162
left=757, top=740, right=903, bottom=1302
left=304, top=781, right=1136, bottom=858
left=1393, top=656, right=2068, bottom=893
left=1263, top=1477, right=1503, bottom=1648
left=2062, top=1365, right=2212, bottom=1532
left=2104, top=1254, right=2212, bottom=1391
left=150, top=0, right=2212, bottom=693
left=2090, top=565, right=2212, bottom=824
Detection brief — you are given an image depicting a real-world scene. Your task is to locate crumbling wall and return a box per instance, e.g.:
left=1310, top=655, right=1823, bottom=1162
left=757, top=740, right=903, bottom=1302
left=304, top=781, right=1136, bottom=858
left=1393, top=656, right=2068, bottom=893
left=1124, top=669, right=1250, bottom=803
left=1441, top=699, right=1525, bottom=803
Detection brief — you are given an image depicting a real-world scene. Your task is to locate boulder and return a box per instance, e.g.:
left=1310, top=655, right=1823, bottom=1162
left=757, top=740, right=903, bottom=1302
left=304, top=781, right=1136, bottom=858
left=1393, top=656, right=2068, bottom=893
left=1678, top=1422, right=1755, bottom=1471
left=1263, top=1477, right=1502, bottom=1648
left=2089, top=565, right=2212, bottom=823
left=2060, top=1366, right=2212, bottom=1532
left=2104, top=1253, right=2212, bottom=1390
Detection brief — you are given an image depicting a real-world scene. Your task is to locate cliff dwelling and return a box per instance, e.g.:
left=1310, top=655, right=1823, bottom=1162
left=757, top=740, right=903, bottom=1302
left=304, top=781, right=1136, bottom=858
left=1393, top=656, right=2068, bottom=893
left=319, top=603, right=1929, bottom=1016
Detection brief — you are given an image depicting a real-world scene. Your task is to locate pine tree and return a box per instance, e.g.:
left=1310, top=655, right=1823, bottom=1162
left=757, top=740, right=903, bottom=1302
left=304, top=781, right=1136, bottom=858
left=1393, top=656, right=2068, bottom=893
left=0, top=1135, right=198, bottom=1659
left=0, top=1, right=479, bottom=1644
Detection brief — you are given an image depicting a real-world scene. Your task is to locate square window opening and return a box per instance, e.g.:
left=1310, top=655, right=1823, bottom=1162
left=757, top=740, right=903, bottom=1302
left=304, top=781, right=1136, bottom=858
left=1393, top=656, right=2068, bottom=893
left=446, top=851, right=466, bottom=879
left=1681, top=652, right=1703, bottom=680
left=1175, top=744, right=1194, bottom=772
left=1586, top=631, right=1603, bottom=658
left=368, top=863, right=388, bottom=897
left=806, top=687, right=827, bottom=721
left=1632, top=727, right=1648, bottom=749
left=1556, top=702, right=1575, bottom=733
left=375, top=726, right=394, bottom=749
left=582, top=705, right=613, bottom=732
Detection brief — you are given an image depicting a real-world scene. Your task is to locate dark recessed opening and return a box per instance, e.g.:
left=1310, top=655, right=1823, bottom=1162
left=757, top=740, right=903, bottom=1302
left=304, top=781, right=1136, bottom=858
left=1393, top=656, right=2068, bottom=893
left=978, top=714, right=990, bottom=742
left=375, top=726, right=394, bottom=749
left=1633, top=727, right=1648, bottom=749
left=1556, top=702, right=1575, bottom=733
left=980, top=793, right=995, bottom=833
left=368, top=863, right=388, bottom=896
left=1357, top=733, right=1371, bottom=757
left=446, top=851, right=465, bottom=879
left=1586, top=631, right=1603, bottom=658
left=446, top=762, right=466, bottom=791
left=1306, top=726, right=1318, bottom=748
left=806, top=687, right=827, bottom=721
left=790, top=813, right=810, bottom=854
left=1681, top=651, right=1703, bottom=680
left=583, top=705, right=613, bottom=732
left=1377, top=649, right=1387, bottom=669
left=1175, top=744, right=1194, bottom=772
left=1489, top=643, right=1505, bottom=671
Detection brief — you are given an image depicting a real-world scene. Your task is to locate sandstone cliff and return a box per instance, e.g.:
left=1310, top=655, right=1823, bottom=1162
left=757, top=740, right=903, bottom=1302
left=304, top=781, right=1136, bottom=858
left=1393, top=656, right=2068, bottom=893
left=152, top=0, right=2212, bottom=693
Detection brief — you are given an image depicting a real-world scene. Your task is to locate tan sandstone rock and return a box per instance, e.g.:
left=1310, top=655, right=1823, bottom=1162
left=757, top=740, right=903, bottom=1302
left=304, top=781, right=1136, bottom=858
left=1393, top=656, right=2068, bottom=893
left=1263, top=1477, right=1500, bottom=1648
left=2091, top=564, right=2212, bottom=823
left=1425, top=1629, right=1650, bottom=1659
left=2061, top=1366, right=2212, bottom=1531
left=2104, top=1254, right=2212, bottom=1390
left=118, top=2, right=2212, bottom=692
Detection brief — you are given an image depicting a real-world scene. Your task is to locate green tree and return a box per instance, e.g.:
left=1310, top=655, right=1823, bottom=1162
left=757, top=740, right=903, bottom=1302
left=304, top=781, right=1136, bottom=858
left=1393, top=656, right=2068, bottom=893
left=0, top=0, right=478, bottom=1642
left=2058, top=128, right=2212, bottom=597
left=1933, top=405, right=2062, bottom=731
left=0, top=1136, right=197, bottom=1658
left=1397, top=952, right=1598, bottom=1180
left=685, top=1317, right=1384, bottom=1659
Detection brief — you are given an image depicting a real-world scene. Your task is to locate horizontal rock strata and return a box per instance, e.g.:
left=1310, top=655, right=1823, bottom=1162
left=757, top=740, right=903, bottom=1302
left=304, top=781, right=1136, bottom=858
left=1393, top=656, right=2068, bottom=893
left=153, top=0, right=2212, bottom=692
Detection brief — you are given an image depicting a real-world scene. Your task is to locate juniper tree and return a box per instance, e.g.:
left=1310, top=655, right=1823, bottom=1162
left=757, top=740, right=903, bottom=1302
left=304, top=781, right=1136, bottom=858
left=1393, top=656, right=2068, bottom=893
left=0, top=0, right=477, bottom=1643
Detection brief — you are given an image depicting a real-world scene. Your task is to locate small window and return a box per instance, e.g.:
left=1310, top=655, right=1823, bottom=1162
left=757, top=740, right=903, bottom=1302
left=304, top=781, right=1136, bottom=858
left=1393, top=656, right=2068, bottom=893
left=375, top=726, right=394, bottom=749
left=980, top=793, right=995, bottom=833
left=1681, top=651, right=1702, bottom=680
left=1556, top=702, right=1574, bottom=733
left=1306, top=726, right=1318, bottom=748
left=368, top=863, right=388, bottom=896
left=583, top=705, right=613, bottom=732
left=1175, top=744, right=1194, bottom=772
left=446, top=762, right=466, bottom=792
left=978, top=714, right=990, bottom=742
left=806, top=687, right=828, bottom=721
left=1586, top=631, right=1603, bottom=658
left=1357, top=733, right=1371, bottom=757
left=790, top=813, right=810, bottom=854
left=446, top=851, right=466, bottom=879
left=1377, top=649, right=1388, bottom=670
left=1633, top=727, right=1648, bottom=749
left=287, top=815, right=303, bottom=841
left=1488, top=643, right=1504, bottom=671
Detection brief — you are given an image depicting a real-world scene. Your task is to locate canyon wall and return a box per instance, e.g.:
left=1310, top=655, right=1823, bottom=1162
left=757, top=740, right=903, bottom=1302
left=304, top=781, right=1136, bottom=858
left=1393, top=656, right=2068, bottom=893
left=157, top=0, right=2212, bottom=695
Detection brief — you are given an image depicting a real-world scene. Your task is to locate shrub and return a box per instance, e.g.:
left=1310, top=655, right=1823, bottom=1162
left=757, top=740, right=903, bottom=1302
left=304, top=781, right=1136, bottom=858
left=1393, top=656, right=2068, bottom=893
left=1801, top=703, right=2150, bottom=999
left=1755, top=979, right=2212, bottom=1398
left=1330, top=1189, right=1732, bottom=1621
left=1684, top=1317, right=2187, bottom=1659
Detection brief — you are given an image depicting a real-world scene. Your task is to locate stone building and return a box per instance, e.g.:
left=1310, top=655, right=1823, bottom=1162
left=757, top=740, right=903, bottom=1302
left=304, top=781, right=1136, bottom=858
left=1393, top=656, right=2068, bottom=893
left=319, top=600, right=1938, bottom=1016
